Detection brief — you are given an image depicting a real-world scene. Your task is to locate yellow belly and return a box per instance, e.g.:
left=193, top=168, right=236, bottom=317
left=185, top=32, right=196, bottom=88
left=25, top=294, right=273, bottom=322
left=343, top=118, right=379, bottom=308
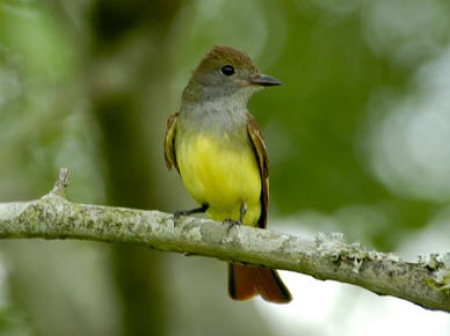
left=177, top=133, right=261, bottom=227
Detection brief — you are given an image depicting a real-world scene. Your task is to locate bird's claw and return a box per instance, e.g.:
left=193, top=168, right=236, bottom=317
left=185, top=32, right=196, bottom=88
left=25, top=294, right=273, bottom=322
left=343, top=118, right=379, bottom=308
left=224, top=218, right=242, bottom=233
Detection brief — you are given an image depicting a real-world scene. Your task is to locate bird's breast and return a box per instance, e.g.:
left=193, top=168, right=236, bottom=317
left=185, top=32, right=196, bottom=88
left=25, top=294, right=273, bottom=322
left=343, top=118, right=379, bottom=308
left=176, top=131, right=262, bottom=226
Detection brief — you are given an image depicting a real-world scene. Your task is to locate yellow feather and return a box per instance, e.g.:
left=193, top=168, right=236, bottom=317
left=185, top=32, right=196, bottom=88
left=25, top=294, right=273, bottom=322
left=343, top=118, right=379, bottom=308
left=177, top=134, right=261, bottom=227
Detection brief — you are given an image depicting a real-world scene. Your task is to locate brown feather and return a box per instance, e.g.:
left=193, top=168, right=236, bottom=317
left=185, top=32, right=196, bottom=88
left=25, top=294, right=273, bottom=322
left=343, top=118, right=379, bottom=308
left=229, top=264, right=291, bottom=303
left=247, top=113, right=269, bottom=229
left=164, top=112, right=179, bottom=172
left=194, top=45, right=258, bottom=77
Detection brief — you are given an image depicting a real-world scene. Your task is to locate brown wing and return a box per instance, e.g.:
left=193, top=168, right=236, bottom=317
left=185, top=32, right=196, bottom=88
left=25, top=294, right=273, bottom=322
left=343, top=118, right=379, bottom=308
left=247, top=113, right=269, bottom=229
left=164, top=112, right=180, bottom=172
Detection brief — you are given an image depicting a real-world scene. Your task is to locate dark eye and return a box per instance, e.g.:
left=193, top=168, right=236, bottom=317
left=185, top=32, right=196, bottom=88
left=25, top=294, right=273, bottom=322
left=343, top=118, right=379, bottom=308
left=221, top=65, right=235, bottom=76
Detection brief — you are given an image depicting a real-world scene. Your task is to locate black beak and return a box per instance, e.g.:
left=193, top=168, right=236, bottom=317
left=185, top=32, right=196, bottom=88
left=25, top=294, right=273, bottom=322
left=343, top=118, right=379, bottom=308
left=248, top=73, right=283, bottom=86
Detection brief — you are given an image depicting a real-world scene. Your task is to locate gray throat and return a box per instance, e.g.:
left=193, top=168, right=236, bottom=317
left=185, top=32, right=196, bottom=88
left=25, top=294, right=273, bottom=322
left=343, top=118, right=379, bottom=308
left=179, top=97, right=250, bottom=137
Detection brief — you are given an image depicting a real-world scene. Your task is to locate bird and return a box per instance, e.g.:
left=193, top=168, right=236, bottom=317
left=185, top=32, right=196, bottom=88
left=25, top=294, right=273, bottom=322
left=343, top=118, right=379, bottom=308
left=164, top=45, right=292, bottom=303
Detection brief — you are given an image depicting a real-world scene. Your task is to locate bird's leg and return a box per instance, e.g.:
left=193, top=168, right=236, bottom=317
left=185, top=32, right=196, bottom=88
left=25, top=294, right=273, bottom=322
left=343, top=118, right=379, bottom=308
left=238, top=203, right=247, bottom=223
left=174, top=203, right=209, bottom=220
left=225, top=204, right=247, bottom=233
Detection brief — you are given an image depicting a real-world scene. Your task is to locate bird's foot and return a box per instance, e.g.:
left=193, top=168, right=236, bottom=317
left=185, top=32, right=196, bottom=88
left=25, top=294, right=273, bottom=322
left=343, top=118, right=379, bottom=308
left=173, top=203, right=209, bottom=226
left=224, top=218, right=242, bottom=233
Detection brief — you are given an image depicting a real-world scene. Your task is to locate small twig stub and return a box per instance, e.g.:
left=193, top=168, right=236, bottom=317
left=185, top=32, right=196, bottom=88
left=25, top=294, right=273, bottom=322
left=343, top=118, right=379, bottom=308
left=50, top=168, right=69, bottom=197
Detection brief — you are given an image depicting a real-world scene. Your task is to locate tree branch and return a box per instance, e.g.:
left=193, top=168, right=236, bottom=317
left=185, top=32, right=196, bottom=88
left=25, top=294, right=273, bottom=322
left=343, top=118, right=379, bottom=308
left=0, top=169, right=449, bottom=312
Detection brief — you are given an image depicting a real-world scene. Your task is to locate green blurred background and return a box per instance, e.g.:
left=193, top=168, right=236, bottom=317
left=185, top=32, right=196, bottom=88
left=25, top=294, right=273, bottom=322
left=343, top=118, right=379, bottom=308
left=1, top=0, right=450, bottom=335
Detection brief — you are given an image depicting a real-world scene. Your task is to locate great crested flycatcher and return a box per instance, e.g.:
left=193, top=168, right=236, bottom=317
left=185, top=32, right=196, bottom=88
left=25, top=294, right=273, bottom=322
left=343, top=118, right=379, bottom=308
left=164, top=45, right=292, bottom=303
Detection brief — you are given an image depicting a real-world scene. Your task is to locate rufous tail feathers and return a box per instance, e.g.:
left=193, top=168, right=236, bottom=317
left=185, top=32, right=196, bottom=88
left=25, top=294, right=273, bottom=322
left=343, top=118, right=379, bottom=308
left=228, top=264, right=292, bottom=303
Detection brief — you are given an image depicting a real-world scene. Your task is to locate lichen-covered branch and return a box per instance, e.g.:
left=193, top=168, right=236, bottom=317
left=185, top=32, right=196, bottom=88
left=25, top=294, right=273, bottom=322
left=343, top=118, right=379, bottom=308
left=0, top=169, right=449, bottom=312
